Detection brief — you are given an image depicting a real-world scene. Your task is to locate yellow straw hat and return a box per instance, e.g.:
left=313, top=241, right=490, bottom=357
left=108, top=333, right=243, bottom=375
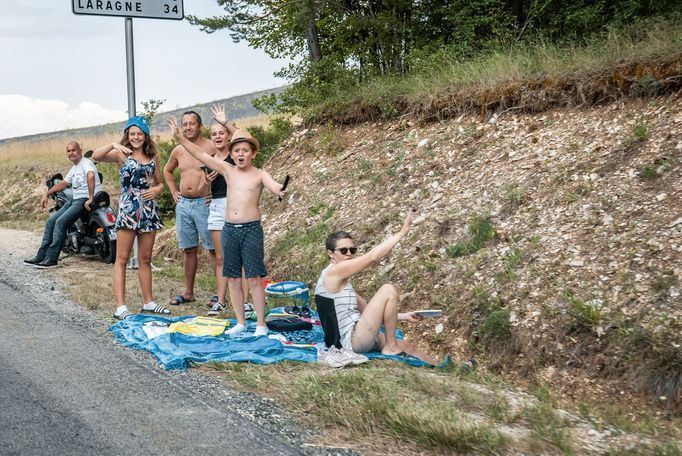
left=229, top=129, right=260, bottom=152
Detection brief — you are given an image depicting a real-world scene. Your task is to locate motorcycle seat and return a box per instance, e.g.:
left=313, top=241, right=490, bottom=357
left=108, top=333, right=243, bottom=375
left=91, top=191, right=110, bottom=209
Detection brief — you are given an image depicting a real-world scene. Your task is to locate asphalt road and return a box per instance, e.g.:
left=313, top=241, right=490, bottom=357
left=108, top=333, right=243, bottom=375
left=0, top=233, right=344, bottom=456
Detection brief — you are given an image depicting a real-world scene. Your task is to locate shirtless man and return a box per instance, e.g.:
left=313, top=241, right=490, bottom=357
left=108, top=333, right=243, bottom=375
left=163, top=111, right=216, bottom=306
left=168, top=114, right=287, bottom=337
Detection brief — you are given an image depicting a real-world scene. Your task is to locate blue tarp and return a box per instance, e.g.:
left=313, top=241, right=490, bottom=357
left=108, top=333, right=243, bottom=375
left=109, top=313, right=433, bottom=370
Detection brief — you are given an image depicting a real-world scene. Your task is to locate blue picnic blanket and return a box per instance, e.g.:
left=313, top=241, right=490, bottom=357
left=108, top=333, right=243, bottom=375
left=109, top=313, right=434, bottom=370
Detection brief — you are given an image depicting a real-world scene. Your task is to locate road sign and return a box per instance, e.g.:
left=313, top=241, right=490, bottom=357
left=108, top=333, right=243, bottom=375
left=72, top=0, right=183, bottom=20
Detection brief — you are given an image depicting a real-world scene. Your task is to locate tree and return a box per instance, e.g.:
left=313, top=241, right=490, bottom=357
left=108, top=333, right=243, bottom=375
left=140, top=98, right=166, bottom=130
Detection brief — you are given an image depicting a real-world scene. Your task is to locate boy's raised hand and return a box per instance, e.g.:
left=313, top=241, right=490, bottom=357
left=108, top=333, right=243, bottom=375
left=211, top=104, right=227, bottom=125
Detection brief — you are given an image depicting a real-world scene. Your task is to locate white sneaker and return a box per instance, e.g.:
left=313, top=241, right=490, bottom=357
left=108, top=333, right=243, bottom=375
left=337, top=347, right=369, bottom=365
left=207, top=302, right=225, bottom=316
left=317, top=347, right=346, bottom=368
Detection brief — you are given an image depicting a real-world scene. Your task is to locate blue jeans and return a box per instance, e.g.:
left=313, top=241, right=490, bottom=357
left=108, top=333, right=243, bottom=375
left=36, top=198, right=87, bottom=262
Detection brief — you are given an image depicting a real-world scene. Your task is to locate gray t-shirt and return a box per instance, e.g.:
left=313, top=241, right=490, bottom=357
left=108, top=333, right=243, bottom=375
left=65, top=157, right=101, bottom=199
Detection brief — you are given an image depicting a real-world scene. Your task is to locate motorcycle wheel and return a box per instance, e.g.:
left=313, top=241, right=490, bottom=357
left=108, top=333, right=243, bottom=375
left=95, top=224, right=117, bottom=264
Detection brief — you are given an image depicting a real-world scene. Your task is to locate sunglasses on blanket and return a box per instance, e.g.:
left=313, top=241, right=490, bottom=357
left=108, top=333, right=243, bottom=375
left=334, top=247, right=357, bottom=255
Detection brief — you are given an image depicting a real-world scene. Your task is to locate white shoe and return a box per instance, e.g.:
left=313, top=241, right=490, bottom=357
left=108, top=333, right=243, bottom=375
left=207, top=302, right=225, bottom=316
left=317, top=347, right=346, bottom=368
left=337, top=347, right=369, bottom=365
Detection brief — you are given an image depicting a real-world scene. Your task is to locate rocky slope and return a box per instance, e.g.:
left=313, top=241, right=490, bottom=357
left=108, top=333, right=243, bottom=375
left=258, top=93, right=682, bottom=411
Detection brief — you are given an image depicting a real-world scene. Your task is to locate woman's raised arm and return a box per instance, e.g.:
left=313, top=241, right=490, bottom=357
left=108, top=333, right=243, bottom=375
left=328, top=209, right=413, bottom=282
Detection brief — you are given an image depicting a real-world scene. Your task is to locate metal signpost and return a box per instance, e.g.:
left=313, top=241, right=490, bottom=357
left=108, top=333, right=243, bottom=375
left=73, top=0, right=183, bottom=268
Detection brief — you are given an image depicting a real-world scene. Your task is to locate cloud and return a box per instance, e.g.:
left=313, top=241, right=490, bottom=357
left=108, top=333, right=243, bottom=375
left=0, top=94, right=127, bottom=140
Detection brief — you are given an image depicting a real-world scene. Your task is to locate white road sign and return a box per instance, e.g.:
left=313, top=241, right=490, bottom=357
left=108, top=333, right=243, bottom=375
left=72, top=0, right=184, bottom=20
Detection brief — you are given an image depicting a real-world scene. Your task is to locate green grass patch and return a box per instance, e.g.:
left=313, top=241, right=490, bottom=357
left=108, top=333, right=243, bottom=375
left=446, top=213, right=496, bottom=258
left=208, top=362, right=509, bottom=453
left=524, top=401, right=574, bottom=454
left=564, top=290, right=606, bottom=332
left=605, top=442, right=681, bottom=456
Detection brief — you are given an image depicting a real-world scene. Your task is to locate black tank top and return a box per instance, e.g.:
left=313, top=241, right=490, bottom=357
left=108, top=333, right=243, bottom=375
left=210, top=154, right=235, bottom=199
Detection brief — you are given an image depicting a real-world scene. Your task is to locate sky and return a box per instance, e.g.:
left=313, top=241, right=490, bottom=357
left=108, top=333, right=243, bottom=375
left=0, top=0, right=289, bottom=140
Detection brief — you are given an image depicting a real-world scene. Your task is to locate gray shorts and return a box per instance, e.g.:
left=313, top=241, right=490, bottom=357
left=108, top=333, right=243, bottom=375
left=175, top=196, right=213, bottom=250
left=221, top=221, right=267, bottom=278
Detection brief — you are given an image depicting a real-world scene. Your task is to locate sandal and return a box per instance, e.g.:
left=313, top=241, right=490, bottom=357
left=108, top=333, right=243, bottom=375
left=206, top=295, right=219, bottom=307
left=169, top=294, right=195, bottom=306
left=142, top=304, right=171, bottom=315
left=114, top=310, right=133, bottom=320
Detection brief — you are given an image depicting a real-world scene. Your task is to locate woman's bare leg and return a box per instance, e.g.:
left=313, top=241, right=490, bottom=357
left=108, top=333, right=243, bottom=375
left=351, top=284, right=400, bottom=354
left=211, top=230, right=227, bottom=304
left=136, top=231, right=156, bottom=304
left=113, top=229, right=136, bottom=307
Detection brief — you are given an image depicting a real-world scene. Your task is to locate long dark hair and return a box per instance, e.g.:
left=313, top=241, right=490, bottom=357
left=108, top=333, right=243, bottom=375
left=120, top=128, right=157, bottom=159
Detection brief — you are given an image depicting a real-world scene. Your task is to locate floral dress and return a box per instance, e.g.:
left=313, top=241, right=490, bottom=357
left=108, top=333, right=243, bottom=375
left=115, top=157, right=163, bottom=232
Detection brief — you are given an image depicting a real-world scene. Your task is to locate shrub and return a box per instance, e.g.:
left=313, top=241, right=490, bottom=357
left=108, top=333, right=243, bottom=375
left=248, top=117, right=295, bottom=168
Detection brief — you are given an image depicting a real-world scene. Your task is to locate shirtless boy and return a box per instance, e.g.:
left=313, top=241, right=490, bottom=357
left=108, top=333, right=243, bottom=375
left=168, top=116, right=288, bottom=337
left=163, top=111, right=216, bottom=306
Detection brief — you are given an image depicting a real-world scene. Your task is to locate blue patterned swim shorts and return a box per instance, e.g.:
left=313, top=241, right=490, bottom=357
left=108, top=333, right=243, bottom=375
left=221, top=220, right=267, bottom=278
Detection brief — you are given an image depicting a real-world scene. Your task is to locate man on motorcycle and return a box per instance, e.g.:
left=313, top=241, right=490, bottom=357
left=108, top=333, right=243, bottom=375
left=24, top=141, right=102, bottom=269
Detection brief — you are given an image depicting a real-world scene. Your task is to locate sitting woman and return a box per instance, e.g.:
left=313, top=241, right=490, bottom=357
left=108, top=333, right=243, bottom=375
left=315, top=210, right=436, bottom=364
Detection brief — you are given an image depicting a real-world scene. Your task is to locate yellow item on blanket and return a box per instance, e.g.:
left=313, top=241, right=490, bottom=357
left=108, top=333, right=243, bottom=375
left=168, top=317, right=230, bottom=337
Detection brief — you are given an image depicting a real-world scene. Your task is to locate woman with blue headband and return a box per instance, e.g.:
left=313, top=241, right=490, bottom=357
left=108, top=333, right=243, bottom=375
left=93, top=116, right=168, bottom=319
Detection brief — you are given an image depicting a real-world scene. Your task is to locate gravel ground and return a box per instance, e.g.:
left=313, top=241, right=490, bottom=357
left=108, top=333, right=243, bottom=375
left=0, top=227, right=355, bottom=455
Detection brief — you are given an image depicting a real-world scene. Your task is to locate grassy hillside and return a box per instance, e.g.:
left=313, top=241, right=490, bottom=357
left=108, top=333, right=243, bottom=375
left=257, top=95, right=682, bottom=414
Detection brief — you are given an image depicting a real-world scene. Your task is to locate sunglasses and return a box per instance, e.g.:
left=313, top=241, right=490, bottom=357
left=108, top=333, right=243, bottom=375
left=334, top=247, right=357, bottom=255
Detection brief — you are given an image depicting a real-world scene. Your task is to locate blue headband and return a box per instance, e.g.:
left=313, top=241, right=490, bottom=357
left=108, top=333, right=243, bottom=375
left=124, top=116, right=150, bottom=136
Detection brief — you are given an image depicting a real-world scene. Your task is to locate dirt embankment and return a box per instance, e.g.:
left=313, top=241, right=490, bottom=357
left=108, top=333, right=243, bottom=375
left=257, top=93, right=682, bottom=411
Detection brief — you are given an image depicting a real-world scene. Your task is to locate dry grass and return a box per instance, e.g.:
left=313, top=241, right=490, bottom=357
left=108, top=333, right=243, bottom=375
left=312, top=18, right=682, bottom=124
left=0, top=133, right=122, bottom=167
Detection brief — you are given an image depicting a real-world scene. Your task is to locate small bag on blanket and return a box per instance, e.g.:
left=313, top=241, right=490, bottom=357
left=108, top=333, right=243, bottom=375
left=266, top=316, right=313, bottom=332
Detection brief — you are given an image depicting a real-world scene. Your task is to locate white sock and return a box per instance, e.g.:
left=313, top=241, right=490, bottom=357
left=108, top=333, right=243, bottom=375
left=254, top=325, right=269, bottom=337
left=142, top=301, right=158, bottom=311
left=115, top=305, right=129, bottom=316
left=226, top=323, right=247, bottom=336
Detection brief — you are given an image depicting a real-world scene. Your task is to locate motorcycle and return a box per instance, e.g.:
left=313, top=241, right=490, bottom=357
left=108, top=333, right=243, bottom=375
left=46, top=155, right=117, bottom=264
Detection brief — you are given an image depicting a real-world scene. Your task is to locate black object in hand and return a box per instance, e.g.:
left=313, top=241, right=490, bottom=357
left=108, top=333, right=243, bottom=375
left=279, top=174, right=290, bottom=202
left=201, top=165, right=213, bottom=174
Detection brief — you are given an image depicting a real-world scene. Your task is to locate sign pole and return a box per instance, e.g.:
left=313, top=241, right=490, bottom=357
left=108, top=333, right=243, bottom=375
left=125, top=17, right=136, bottom=118
left=125, top=16, right=139, bottom=270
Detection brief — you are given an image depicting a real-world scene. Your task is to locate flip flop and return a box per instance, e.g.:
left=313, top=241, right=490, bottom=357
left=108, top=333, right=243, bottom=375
left=169, top=295, right=195, bottom=306
left=141, top=304, right=171, bottom=315
left=113, top=310, right=133, bottom=320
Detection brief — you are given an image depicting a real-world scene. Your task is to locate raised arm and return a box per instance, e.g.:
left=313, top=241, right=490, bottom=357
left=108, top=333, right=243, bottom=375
left=328, top=210, right=413, bottom=282
left=167, top=118, right=232, bottom=175
left=211, top=104, right=237, bottom=136
left=92, top=143, right=129, bottom=166
left=261, top=170, right=288, bottom=200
